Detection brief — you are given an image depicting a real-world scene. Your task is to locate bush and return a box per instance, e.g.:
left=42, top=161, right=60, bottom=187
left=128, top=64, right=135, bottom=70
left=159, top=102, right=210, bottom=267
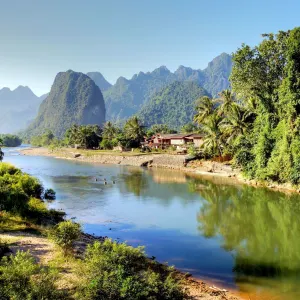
left=44, top=188, right=56, bottom=200
left=0, top=134, right=22, bottom=147
left=100, top=139, right=117, bottom=150
left=76, top=239, right=186, bottom=300
left=0, top=251, right=64, bottom=299
left=0, top=238, right=9, bottom=259
left=50, top=220, right=81, bottom=254
left=0, top=163, right=19, bottom=176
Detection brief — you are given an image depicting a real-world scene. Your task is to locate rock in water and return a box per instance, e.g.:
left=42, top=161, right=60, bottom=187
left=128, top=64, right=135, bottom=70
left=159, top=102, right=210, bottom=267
left=26, top=70, right=106, bottom=137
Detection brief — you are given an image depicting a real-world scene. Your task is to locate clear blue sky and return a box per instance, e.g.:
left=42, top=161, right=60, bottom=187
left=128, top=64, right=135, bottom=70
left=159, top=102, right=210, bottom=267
left=0, top=0, right=299, bottom=96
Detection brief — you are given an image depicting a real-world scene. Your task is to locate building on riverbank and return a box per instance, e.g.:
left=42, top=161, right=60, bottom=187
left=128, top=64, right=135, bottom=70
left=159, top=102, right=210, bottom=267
left=146, top=133, right=204, bottom=149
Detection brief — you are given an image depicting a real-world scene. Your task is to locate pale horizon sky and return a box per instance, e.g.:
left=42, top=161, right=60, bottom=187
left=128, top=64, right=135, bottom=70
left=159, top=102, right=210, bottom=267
left=0, top=0, right=299, bottom=96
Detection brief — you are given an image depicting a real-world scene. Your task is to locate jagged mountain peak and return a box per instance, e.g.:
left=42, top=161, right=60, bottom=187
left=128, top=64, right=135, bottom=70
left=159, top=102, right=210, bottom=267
left=26, top=70, right=106, bottom=137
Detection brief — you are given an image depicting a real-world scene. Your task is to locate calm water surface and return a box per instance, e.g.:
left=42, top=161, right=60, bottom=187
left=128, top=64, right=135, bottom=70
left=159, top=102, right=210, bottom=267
left=4, top=146, right=300, bottom=299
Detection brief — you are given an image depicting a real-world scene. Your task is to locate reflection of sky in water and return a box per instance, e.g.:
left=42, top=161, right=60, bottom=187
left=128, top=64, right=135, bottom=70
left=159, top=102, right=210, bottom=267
left=4, top=148, right=300, bottom=299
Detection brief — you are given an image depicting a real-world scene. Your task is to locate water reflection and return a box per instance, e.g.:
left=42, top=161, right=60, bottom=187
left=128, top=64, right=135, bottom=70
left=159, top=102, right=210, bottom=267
left=4, top=150, right=300, bottom=299
left=194, top=181, right=300, bottom=276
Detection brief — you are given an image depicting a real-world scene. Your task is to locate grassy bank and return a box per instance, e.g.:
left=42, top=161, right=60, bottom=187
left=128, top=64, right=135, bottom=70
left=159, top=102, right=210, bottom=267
left=0, top=162, right=240, bottom=300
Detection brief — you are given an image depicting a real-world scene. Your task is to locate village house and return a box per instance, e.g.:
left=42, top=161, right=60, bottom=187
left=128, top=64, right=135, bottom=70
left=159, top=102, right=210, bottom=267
left=147, top=133, right=204, bottom=149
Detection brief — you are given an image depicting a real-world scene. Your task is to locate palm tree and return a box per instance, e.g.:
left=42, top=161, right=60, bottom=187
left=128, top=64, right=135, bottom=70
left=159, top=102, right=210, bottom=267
left=220, top=105, right=249, bottom=145
left=102, top=122, right=119, bottom=140
left=243, top=96, right=258, bottom=121
left=124, top=117, right=145, bottom=146
left=201, top=113, right=224, bottom=156
left=194, top=96, right=215, bottom=124
left=218, top=90, right=236, bottom=116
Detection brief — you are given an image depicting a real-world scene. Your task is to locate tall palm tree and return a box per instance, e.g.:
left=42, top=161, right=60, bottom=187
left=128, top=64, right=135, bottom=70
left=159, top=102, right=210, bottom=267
left=194, top=96, right=215, bottom=124
left=220, top=105, right=249, bottom=145
left=201, top=113, right=224, bottom=156
left=218, top=90, right=237, bottom=116
left=102, top=121, right=119, bottom=140
left=124, top=116, right=145, bottom=146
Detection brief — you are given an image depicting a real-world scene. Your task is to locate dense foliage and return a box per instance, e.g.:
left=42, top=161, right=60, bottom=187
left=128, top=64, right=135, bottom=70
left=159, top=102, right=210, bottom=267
left=194, top=27, right=300, bottom=185
left=0, top=162, right=63, bottom=223
left=77, top=239, right=186, bottom=300
left=30, top=130, right=55, bottom=147
left=65, top=124, right=102, bottom=149
left=25, top=70, right=106, bottom=138
left=0, top=251, right=65, bottom=299
left=0, top=134, right=22, bottom=147
left=138, top=81, right=209, bottom=129
left=230, top=27, right=300, bottom=184
left=146, top=124, right=177, bottom=137
left=103, top=53, right=231, bottom=121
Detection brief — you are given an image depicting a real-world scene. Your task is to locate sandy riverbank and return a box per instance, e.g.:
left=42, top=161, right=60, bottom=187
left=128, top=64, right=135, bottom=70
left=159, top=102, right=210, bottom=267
left=20, top=147, right=300, bottom=194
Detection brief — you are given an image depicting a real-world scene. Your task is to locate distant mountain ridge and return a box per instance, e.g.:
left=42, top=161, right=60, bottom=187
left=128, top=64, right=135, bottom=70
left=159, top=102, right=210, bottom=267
left=138, top=81, right=210, bottom=129
left=102, top=53, right=232, bottom=121
left=0, top=53, right=231, bottom=134
left=0, top=85, right=43, bottom=133
left=25, top=70, right=106, bottom=137
left=86, top=72, right=112, bottom=92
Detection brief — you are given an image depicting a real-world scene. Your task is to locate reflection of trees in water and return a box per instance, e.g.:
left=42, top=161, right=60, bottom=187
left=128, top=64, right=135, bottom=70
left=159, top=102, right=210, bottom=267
left=195, top=181, right=300, bottom=277
left=121, top=169, right=149, bottom=196
left=119, top=168, right=200, bottom=205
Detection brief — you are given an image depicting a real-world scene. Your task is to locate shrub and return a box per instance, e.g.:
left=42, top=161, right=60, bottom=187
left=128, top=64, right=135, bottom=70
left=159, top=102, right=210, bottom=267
left=76, top=239, right=186, bottom=300
left=15, top=173, right=44, bottom=199
left=0, top=251, right=64, bottom=299
left=0, top=163, right=19, bottom=176
left=44, top=188, right=56, bottom=200
left=100, top=139, right=115, bottom=150
left=50, top=220, right=81, bottom=254
left=0, top=238, right=9, bottom=259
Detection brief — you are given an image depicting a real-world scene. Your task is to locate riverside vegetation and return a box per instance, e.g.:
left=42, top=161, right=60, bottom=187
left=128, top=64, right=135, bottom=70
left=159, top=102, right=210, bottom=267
left=0, top=160, right=188, bottom=299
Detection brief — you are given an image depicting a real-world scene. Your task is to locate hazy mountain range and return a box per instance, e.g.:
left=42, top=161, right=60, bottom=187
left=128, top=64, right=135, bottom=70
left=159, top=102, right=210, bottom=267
left=0, top=52, right=232, bottom=135
left=0, top=86, right=45, bottom=133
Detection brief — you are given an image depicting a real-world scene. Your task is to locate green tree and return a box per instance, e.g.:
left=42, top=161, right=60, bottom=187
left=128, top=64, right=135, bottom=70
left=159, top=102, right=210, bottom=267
left=180, top=123, right=198, bottom=133
left=124, top=116, right=145, bottom=148
left=102, top=121, right=119, bottom=140
left=65, top=124, right=102, bottom=149
left=193, top=96, right=215, bottom=124
left=147, top=124, right=176, bottom=137
left=220, top=105, right=249, bottom=145
left=217, top=90, right=237, bottom=116
left=0, top=135, right=22, bottom=147
left=230, top=27, right=300, bottom=183
left=201, top=113, right=224, bottom=156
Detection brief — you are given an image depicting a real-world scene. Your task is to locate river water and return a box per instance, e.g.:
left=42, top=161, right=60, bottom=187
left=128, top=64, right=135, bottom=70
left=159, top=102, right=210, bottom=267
left=3, top=146, right=300, bottom=299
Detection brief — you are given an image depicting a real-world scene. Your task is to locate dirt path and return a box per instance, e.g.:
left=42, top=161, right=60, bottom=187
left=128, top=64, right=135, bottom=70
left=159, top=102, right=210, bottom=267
left=1, top=232, right=55, bottom=265
left=0, top=232, right=242, bottom=300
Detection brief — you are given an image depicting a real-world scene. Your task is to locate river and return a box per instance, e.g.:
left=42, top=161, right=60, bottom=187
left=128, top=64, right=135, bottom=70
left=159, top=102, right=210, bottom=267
left=3, top=146, right=300, bottom=299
